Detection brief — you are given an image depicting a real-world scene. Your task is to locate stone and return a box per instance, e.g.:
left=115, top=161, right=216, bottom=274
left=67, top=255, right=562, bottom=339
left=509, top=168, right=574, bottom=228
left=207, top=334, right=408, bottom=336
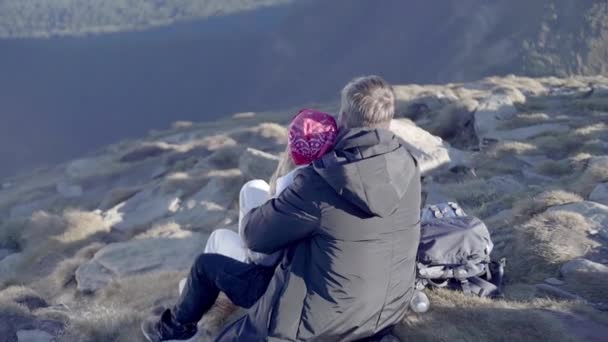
left=547, top=201, right=608, bottom=240
left=66, top=156, right=115, bottom=180
left=390, top=119, right=470, bottom=175
left=474, top=93, right=519, bottom=144
left=17, top=329, right=53, bottom=342
left=0, top=248, right=15, bottom=262
left=561, top=258, right=608, bottom=278
left=0, top=253, right=24, bottom=284
left=102, top=184, right=181, bottom=233
left=98, top=187, right=141, bottom=211
left=590, top=182, right=608, bottom=206
left=75, top=233, right=208, bottom=292
left=486, top=123, right=570, bottom=141
left=238, top=148, right=280, bottom=181
left=55, top=181, right=83, bottom=198
left=170, top=171, right=243, bottom=231
left=591, top=84, right=608, bottom=97
left=544, top=277, right=565, bottom=286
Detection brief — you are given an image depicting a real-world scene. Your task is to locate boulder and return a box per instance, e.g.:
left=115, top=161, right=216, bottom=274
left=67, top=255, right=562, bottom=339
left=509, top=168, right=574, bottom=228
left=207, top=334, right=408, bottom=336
left=590, top=183, right=608, bottom=206
left=561, top=258, right=608, bottom=278
left=75, top=233, right=208, bottom=292
left=119, top=143, right=169, bottom=163
left=474, top=93, right=520, bottom=144
left=238, top=148, right=280, bottom=181
left=390, top=119, right=470, bottom=175
left=55, top=181, right=83, bottom=198
left=17, top=329, right=54, bottom=342
left=591, top=84, right=608, bottom=98
left=170, top=171, right=243, bottom=231
left=544, top=278, right=565, bottom=286
left=98, top=187, right=141, bottom=211
left=547, top=201, right=608, bottom=240
left=102, top=184, right=181, bottom=233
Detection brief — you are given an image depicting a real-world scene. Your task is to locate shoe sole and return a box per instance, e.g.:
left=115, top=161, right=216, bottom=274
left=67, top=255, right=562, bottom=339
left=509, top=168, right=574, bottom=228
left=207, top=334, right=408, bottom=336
left=141, top=322, right=161, bottom=342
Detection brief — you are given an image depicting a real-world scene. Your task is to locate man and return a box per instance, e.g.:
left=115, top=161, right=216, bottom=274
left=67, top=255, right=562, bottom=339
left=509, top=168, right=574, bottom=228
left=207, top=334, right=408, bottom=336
left=142, top=75, right=421, bottom=341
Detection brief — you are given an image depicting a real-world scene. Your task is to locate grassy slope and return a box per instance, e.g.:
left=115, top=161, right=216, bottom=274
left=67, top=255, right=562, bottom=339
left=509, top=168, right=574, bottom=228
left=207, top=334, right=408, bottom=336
left=0, top=77, right=607, bottom=341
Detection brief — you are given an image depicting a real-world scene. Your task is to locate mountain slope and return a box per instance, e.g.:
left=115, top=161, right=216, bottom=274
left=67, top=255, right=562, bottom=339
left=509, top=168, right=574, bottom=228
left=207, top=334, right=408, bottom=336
left=0, top=75, right=607, bottom=341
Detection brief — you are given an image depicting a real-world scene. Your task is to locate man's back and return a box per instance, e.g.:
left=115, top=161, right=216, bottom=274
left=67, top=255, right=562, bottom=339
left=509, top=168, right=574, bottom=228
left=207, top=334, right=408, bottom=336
left=217, top=128, right=420, bottom=341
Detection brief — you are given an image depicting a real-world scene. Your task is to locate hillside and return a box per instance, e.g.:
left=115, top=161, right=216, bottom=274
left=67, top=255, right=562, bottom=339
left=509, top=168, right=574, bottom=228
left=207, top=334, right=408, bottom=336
left=0, top=0, right=291, bottom=38
left=1, top=0, right=607, bottom=182
left=1, top=75, right=607, bottom=341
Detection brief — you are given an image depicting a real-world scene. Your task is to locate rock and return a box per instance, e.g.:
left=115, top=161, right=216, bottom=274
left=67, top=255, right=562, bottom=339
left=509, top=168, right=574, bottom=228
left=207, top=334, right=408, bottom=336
left=590, top=183, right=608, bottom=206
left=55, top=181, right=83, bottom=198
left=0, top=248, right=16, bottom=262
left=544, top=278, right=565, bottom=286
left=238, top=148, right=280, bottom=181
left=487, top=123, right=570, bottom=141
left=119, top=144, right=169, bottom=163
left=17, top=329, right=53, bottom=342
left=98, top=187, right=141, bottom=211
left=474, top=93, right=520, bottom=145
left=591, top=84, right=608, bottom=97
left=561, top=258, right=608, bottom=278
left=535, top=283, right=583, bottom=301
left=390, top=119, right=470, bottom=175
left=0, top=253, right=24, bottom=283
left=102, top=184, right=181, bottom=233
left=547, top=201, right=608, bottom=240
left=170, top=171, right=243, bottom=231
left=66, top=156, right=114, bottom=180
left=75, top=233, right=208, bottom=292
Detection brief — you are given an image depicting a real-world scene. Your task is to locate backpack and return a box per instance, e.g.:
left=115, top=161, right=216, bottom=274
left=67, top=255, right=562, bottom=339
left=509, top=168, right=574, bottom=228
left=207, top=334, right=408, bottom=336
left=416, top=202, right=506, bottom=298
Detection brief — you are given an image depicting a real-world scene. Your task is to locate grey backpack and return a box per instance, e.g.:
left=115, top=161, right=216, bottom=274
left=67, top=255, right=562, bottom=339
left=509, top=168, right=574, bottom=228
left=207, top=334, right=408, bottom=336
left=416, top=203, right=505, bottom=298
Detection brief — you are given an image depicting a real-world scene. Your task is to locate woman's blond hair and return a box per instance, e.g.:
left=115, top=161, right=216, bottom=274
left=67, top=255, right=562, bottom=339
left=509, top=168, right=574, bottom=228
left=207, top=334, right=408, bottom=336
left=268, top=144, right=297, bottom=196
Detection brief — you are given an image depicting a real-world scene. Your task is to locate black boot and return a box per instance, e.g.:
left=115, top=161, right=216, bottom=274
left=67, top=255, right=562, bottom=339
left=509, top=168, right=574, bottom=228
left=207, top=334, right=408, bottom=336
left=141, top=308, right=198, bottom=342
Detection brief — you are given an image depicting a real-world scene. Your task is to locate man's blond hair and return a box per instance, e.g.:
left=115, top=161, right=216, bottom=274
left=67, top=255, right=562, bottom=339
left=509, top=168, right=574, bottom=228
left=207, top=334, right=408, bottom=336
left=339, top=75, right=395, bottom=129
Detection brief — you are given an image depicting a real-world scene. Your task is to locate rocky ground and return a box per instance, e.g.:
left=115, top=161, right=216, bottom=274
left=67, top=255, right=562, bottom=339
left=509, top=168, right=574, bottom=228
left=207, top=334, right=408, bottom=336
left=1, top=75, right=608, bottom=341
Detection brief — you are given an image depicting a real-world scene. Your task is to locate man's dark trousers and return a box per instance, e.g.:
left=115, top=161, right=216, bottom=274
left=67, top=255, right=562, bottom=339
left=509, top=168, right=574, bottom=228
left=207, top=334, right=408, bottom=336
left=173, top=253, right=275, bottom=324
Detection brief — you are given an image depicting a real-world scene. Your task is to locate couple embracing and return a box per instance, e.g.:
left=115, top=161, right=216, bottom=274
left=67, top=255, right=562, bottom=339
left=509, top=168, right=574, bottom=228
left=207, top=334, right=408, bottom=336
left=142, top=75, right=421, bottom=342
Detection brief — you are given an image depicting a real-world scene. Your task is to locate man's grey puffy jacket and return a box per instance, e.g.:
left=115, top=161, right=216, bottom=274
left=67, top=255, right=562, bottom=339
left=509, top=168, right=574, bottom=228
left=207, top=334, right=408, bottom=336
left=216, top=128, right=421, bottom=341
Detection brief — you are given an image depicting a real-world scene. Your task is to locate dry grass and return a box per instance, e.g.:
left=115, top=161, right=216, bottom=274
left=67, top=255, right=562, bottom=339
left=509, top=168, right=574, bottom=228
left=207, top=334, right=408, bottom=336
left=97, top=271, right=185, bottom=311
left=0, top=286, right=47, bottom=310
left=510, top=211, right=600, bottom=282
left=571, top=156, right=608, bottom=196
left=534, top=159, right=574, bottom=177
left=59, top=304, right=144, bottom=342
left=486, top=141, right=540, bottom=158
left=55, top=209, right=110, bottom=244
left=395, top=289, right=579, bottom=342
left=513, top=190, right=583, bottom=219
left=499, top=112, right=551, bottom=129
